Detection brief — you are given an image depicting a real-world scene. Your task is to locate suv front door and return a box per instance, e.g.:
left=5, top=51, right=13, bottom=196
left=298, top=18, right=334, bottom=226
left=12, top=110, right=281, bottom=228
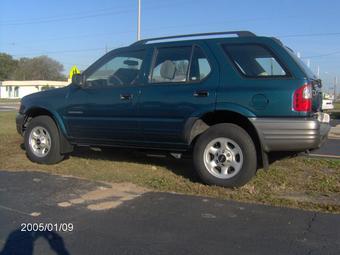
left=64, top=49, right=145, bottom=144
left=139, top=43, right=219, bottom=148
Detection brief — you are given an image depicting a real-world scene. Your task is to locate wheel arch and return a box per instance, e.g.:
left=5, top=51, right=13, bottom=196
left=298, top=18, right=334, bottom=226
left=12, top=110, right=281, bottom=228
left=186, top=110, right=265, bottom=169
left=23, top=107, right=73, bottom=154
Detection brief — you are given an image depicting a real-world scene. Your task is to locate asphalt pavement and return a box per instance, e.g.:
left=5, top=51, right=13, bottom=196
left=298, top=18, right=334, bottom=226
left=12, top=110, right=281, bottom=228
left=309, top=118, right=340, bottom=159
left=0, top=102, right=19, bottom=112
left=309, top=139, right=340, bottom=158
left=0, top=170, right=339, bottom=255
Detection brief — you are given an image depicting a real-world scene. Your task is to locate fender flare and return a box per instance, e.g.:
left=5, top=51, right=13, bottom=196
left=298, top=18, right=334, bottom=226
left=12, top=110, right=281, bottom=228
left=183, top=106, right=269, bottom=170
left=24, top=106, right=73, bottom=154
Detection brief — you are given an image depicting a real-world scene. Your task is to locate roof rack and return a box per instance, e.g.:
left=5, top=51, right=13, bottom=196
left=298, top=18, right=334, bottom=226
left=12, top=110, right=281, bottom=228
left=131, top=30, right=256, bottom=46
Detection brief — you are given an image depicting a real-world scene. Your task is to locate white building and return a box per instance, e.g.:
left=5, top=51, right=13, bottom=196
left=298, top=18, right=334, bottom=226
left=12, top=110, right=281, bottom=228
left=0, top=80, right=70, bottom=99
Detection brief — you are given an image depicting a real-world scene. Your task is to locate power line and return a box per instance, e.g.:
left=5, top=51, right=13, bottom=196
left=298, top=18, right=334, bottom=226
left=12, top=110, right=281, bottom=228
left=278, top=32, right=340, bottom=38
left=2, top=31, right=135, bottom=46
left=1, top=9, right=134, bottom=26
left=12, top=47, right=106, bottom=57
left=6, top=29, right=340, bottom=49
left=0, top=4, right=128, bottom=23
left=301, top=50, right=340, bottom=59
left=1, top=6, right=121, bottom=23
left=1, top=0, right=195, bottom=26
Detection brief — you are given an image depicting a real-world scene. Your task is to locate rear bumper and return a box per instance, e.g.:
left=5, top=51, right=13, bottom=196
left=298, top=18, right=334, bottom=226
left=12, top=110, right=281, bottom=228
left=250, top=115, right=331, bottom=152
left=16, top=113, right=25, bottom=136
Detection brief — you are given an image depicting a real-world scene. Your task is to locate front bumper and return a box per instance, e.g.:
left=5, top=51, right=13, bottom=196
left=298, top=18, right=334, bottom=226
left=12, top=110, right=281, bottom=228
left=16, top=113, right=26, bottom=136
left=250, top=114, right=331, bottom=152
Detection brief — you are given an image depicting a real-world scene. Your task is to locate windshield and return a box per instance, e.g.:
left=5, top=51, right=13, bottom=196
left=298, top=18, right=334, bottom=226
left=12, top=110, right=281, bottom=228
left=285, top=47, right=316, bottom=79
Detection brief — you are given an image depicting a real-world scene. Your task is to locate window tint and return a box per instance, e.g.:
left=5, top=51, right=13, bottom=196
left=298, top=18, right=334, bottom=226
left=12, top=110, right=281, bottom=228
left=86, top=51, right=145, bottom=87
left=223, top=44, right=287, bottom=77
left=189, top=46, right=211, bottom=81
left=151, top=47, right=191, bottom=83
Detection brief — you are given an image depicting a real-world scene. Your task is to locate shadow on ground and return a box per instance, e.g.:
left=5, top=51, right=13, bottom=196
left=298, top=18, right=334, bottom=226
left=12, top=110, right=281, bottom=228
left=0, top=229, right=70, bottom=255
left=71, top=147, right=201, bottom=182
left=20, top=142, right=298, bottom=184
left=70, top=147, right=297, bottom=179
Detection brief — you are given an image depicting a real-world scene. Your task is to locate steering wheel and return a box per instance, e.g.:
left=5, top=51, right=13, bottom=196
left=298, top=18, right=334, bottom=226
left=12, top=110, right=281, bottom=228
left=109, top=74, right=124, bottom=86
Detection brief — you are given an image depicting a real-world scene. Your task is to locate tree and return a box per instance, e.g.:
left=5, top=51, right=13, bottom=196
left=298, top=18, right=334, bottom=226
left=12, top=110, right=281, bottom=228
left=0, top=53, right=66, bottom=81
left=41, top=85, right=56, bottom=91
left=0, top=53, right=18, bottom=80
left=13, top=56, right=66, bottom=81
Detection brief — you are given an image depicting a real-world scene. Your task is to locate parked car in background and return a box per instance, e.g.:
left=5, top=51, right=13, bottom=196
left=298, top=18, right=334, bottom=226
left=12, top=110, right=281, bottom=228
left=322, top=92, right=335, bottom=110
left=16, top=31, right=331, bottom=187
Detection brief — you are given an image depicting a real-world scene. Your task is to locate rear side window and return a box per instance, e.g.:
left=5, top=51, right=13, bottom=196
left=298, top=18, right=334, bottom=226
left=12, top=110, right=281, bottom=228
left=150, top=45, right=211, bottom=83
left=189, top=46, right=211, bottom=81
left=151, top=47, right=191, bottom=83
left=223, top=44, right=288, bottom=78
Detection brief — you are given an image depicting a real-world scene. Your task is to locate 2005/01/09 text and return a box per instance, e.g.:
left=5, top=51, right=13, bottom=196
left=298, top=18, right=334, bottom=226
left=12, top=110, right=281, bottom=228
left=21, top=223, right=74, bottom=232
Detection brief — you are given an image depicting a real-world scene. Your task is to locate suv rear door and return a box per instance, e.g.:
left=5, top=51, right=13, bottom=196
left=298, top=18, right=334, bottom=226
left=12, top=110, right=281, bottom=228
left=138, top=42, right=219, bottom=148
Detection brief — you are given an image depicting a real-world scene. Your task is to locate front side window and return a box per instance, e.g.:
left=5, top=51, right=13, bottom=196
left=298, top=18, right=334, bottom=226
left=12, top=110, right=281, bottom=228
left=86, top=50, right=145, bottom=87
left=223, top=44, right=288, bottom=77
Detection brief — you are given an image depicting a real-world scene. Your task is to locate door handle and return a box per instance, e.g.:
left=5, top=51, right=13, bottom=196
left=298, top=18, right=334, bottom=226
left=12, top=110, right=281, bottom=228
left=193, top=90, right=209, bottom=97
left=120, top=94, right=133, bottom=100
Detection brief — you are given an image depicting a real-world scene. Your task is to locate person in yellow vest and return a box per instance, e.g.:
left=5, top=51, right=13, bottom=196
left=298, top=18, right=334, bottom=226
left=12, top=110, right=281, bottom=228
left=68, top=65, right=80, bottom=80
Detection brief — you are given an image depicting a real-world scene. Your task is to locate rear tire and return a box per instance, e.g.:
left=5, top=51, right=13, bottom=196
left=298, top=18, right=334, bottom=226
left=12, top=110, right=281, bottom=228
left=193, top=123, right=257, bottom=187
left=24, top=116, right=64, bottom=164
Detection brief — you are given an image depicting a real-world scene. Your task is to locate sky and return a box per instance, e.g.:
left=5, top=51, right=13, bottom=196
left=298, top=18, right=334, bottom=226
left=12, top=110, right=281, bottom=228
left=0, top=0, right=340, bottom=93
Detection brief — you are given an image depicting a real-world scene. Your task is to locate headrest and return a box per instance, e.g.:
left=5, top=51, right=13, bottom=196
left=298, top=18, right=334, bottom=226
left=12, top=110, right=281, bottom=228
left=160, top=60, right=176, bottom=80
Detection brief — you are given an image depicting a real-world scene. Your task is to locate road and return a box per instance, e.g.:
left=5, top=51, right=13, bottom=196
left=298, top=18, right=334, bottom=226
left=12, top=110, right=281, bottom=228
left=0, top=103, right=19, bottom=112
left=0, top=171, right=339, bottom=255
left=309, top=119, right=340, bottom=159
left=309, top=139, right=340, bottom=158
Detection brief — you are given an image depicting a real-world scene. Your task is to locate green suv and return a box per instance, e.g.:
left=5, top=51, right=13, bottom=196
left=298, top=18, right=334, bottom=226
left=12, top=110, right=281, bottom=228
left=16, top=31, right=331, bottom=187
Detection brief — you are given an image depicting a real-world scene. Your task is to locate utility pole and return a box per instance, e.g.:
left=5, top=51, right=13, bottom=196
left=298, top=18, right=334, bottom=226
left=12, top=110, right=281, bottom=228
left=334, top=76, right=337, bottom=98
left=317, top=66, right=320, bottom=78
left=137, top=0, right=141, bottom=41
left=306, top=59, right=310, bottom=68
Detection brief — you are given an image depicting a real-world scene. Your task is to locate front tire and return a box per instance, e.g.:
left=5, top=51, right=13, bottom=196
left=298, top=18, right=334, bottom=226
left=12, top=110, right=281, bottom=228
left=193, top=123, right=257, bottom=187
left=24, top=116, right=64, bottom=164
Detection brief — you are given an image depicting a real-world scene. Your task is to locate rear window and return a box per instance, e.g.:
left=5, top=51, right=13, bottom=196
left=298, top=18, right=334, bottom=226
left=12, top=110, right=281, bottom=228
left=223, top=44, right=289, bottom=78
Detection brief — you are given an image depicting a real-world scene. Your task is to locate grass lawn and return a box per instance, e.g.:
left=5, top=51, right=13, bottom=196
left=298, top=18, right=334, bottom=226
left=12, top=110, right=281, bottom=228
left=1, top=111, right=340, bottom=213
left=334, top=101, right=340, bottom=110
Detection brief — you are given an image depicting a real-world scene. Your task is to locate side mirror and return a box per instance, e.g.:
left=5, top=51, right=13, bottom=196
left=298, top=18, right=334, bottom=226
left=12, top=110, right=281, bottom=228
left=72, top=73, right=83, bottom=86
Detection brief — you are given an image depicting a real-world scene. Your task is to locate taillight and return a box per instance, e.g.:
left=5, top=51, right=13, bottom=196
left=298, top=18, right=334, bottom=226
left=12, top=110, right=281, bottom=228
left=293, top=83, right=312, bottom=112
